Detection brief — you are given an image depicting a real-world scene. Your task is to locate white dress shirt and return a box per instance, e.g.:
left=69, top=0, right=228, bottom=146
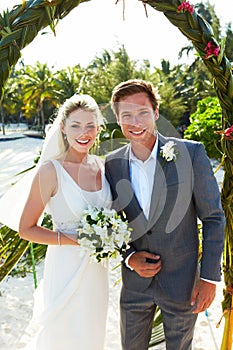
left=129, top=139, right=158, bottom=219
left=125, top=139, right=158, bottom=270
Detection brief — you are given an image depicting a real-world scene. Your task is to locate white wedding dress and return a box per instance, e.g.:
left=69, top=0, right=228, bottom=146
left=22, top=159, right=112, bottom=350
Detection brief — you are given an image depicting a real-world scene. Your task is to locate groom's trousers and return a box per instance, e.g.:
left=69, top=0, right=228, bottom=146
left=120, top=276, right=198, bottom=350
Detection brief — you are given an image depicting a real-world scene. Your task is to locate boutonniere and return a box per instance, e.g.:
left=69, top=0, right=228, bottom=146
left=160, top=141, right=178, bottom=166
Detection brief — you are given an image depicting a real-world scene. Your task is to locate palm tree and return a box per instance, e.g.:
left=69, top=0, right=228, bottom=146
left=0, top=102, right=5, bottom=135
left=83, top=49, right=114, bottom=104
left=0, top=66, right=25, bottom=133
left=22, top=62, right=60, bottom=132
left=151, top=63, right=188, bottom=127
left=53, top=65, right=85, bottom=102
left=111, top=45, right=137, bottom=82
left=2, top=75, right=24, bottom=120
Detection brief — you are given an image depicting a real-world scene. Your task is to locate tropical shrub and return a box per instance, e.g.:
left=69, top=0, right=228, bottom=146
left=184, top=96, right=222, bottom=159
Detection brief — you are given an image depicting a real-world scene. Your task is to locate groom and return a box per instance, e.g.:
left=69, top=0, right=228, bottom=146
left=105, top=79, right=225, bottom=350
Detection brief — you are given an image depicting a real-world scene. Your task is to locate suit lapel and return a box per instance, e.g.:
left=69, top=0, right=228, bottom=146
left=116, top=135, right=178, bottom=238
left=119, top=146, right=148, bottom=240
left=147, top=135, right=168, bottom=229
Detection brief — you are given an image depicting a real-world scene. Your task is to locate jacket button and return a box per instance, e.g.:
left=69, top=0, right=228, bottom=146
left=147, top=230, right=152, bottom=235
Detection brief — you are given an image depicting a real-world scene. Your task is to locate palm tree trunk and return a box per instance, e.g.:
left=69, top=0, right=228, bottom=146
left=0, top=104, right=5, bottom=135
left=221, top=296, right=233, bottom=349
left=40, top=102, right=45, bottom=133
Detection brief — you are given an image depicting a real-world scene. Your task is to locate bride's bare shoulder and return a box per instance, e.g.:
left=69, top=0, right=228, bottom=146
left=35, top=160, right=57, bottom=180
left=32, top=161, right=58, bottom=196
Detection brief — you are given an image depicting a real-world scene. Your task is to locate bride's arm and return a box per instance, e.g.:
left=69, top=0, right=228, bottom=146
left=19, top=162, right=78, bottom=246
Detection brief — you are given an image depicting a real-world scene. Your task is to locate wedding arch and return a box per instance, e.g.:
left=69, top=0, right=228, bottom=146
left=0, top=0, right=233, bottom=348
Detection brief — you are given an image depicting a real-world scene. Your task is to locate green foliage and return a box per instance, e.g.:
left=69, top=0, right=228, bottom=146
left=149, top=307, right=165, bottom=347
left=158, top=77, right=187, bottom=127
left=225, top=23, right=233, bottom=62
left=10, top=242, right=47, bottom=278
left=53, top=65, right=85, bottom=102
left=150, top=63, right=188, bottom=126
left=0, top=40, right=227, bottom=134
left=184, top=97, right=222, bottom=159
left=22, top=61, right=61, bottom=131
left=81, top=45, right=150, bottom=105
left=0, top=213, right=52, bottom=281
left=0, top=225, right=29, bottom=282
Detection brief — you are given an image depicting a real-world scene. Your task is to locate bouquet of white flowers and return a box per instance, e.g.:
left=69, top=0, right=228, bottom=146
left=77, top=206, right=132, bottom=263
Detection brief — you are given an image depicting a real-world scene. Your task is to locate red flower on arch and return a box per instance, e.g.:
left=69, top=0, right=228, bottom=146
left=204, top=41, right=220, bottom=59
left=177, top=1, right=194, bottom=14
left=224, top=124, right=233, bottom=137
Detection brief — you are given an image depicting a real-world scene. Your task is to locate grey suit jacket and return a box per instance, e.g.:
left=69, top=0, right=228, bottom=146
left=105, top=133, right=225, bottom=302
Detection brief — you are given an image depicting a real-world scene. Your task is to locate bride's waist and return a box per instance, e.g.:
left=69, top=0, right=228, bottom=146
left=54, top=220, right=80, bottom=235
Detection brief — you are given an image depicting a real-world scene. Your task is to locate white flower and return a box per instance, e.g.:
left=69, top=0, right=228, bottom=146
left=160, top=141, right=178, bottom=162
left=76, top=207, right=132, bottom=264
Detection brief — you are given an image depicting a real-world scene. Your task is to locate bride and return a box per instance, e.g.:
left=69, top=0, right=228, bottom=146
left=1, top=94, right=112, bottom=349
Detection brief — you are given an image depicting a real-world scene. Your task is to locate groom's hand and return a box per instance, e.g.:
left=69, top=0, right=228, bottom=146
left=191, top=279, right=216, bottom=314
left=128, top=251, right=161, bottom=278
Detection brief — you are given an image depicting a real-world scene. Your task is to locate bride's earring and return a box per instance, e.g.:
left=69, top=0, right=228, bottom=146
left=63, top=134, right=67, bottom=140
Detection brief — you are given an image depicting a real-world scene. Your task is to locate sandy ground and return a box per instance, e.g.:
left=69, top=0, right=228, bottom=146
left=0, top=136, right=227, bottom=349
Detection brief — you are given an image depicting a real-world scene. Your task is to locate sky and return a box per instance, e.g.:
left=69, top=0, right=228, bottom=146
left=0, top=0, right=233, bottom=70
